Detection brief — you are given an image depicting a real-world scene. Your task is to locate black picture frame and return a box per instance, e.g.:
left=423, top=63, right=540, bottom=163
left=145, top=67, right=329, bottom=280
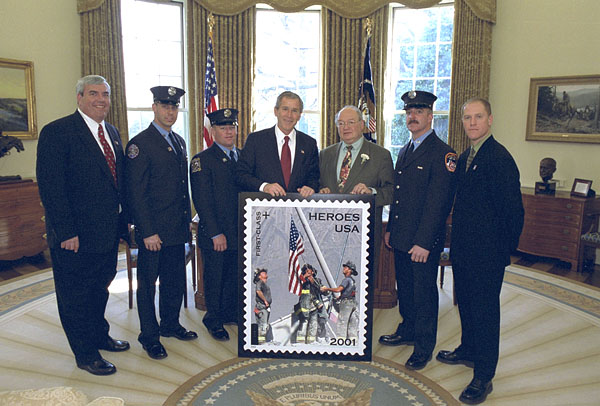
left=237, top=192, right=375, bottom=361
left=570, top=178, right=593, bottom=197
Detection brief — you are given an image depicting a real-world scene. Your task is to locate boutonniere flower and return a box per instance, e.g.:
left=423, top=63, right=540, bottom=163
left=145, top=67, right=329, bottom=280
left=360, top=154, right=370, bottom=164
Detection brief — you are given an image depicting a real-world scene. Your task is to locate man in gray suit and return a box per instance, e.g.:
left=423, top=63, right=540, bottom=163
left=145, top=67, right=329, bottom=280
left=319, top=105, right=394, bottom=273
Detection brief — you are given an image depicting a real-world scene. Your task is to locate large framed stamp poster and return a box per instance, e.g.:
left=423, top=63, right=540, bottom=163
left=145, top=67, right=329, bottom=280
left=238, top=193, right=374, bottom=361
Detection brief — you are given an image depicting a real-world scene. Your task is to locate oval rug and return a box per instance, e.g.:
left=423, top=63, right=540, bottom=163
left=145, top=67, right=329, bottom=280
left=165, top=356, right=459, bottom=406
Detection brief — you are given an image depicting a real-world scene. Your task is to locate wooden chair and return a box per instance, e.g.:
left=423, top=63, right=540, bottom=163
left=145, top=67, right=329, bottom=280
left=439, top=214, right=456, bottom=305
left=124, top=225, right=196, bottom=309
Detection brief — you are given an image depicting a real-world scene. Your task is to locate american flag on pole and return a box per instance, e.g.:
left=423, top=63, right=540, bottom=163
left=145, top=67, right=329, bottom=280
left=203, top=32, right=218, bottom=148
left=288, top=218, right=305, bottom=296
left=358, top=37, right=377, bottom=142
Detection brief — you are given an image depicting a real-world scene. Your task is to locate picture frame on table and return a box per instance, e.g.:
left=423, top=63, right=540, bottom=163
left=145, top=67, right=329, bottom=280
left=238, top=192, right=375, bottom=361
left=526, top=75, right=600, bottom=144
left=0, top=57, right=37, bottom=139
left=570, top=178, right=593, bottom=197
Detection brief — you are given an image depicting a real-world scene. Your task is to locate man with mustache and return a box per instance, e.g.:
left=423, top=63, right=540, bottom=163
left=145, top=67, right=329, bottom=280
left=379, top=91, right=457, bottom=372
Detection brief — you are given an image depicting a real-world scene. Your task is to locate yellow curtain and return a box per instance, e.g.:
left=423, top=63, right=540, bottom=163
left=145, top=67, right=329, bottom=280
left=321, top=7, right=388, bottom=147
left=195, top=0, right=440, bottom=17
left=78, top=0, right=129, bottom=144
left=187, top=1, right=254, bottom=155
left=447, top=0, right=495, bottom=154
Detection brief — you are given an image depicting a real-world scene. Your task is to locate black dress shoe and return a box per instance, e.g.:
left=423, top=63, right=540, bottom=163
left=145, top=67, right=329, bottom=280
left=459, top=378, right=493, bottom=405
left=436, top=349, right=474, bottom=368
left=405, top=352, right=432, bottom=370
left=98, top=337, right=130, bottom=352
left=77, top=358, right=117, bottom=375
left=208, top=326, right=230, bottom=341
left=161, top=327, right=198, bottom=341
left=142, top=342, right=168, bottom=360
left=379, top=332, right=414, bottom=346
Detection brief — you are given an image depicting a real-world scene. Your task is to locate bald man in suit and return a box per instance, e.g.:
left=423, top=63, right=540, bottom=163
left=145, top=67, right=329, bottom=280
left=319, top=105, right=394, bottom=273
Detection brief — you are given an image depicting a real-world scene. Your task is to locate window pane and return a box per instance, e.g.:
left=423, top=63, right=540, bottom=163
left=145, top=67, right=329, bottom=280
left=385, top=3, right=454, bottom=154
left=254, top=8, right=321, bottom=146
left=121, top=0, right=187, bottom=142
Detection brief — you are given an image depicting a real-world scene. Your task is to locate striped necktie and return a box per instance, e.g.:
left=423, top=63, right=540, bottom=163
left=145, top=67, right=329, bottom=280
left=466, top=147, right=475, bottom=172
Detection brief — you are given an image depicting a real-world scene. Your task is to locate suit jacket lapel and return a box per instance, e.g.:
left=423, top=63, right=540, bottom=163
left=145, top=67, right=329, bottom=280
left=343, top=141, right=370, bottom=192
left=268, top=127, right=286, bottom=187
left=404, top=131, right=437, bottom=166
left=73, top=111, right=116, bottom=186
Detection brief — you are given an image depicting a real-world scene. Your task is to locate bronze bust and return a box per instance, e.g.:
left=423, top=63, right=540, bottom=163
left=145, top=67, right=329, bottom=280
left=536, top=157, right=556, bottom=195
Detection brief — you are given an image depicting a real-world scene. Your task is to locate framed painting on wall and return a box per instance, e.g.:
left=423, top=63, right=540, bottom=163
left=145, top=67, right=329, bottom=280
left=526, top=75, right=600, bottom=144
left=0, top=57, right=37, bottom=139
left=238, top=192, right=375, bottom=361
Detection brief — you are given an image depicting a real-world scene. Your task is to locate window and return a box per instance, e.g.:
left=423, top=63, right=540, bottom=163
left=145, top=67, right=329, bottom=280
left=254, top=5, right=322, bottom=147
left=384, top=2, right=454, bottom=162
left=121, top=0, right=188, bottom=143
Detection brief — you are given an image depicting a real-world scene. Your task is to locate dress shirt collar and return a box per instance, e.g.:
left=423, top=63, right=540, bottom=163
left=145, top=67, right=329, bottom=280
left=410, top=128, right=433, bottom=151
left=78, top=108, right=105, bottom=135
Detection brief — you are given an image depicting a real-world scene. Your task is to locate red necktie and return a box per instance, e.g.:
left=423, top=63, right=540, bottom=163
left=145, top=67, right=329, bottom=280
left=281, top=136, right=291, bottom=189
left=98, top=124, right=117, bottom=184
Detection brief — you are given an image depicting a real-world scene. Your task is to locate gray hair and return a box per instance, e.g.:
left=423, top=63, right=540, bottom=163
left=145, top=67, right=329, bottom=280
left=335, top=105, right=363, bottom=125
left=76, top=75, right=111, bottom=96
left=275, top=91, right=304, bottom=113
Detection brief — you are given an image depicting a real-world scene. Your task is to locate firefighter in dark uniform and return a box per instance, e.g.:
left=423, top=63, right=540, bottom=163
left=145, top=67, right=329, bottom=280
left=190, top=108, right=241, bottom=341
left=379, top=91, right=457, bottom=371
left=125, top=86, right=197, bottom=360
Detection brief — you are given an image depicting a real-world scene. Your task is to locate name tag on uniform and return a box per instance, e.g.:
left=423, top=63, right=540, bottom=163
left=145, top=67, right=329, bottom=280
left=417, top=166, right=423, bottom=170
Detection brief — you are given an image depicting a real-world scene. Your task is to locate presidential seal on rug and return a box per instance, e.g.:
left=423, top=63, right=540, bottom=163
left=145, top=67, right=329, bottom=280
left=165, top=356, right=459, bottom=406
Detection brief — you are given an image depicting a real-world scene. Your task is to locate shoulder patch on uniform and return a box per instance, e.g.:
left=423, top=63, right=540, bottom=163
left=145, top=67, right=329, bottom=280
left=445, top=152, right=457, bottom=172
left=127, top=144, right=139, bottom=159
left=191, top=157, right=202, bottom=173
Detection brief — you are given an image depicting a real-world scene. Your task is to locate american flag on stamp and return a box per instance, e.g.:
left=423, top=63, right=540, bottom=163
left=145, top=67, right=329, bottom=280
left=204, top=32, right=218, bottom=148
left=288, top=218, right=305, bottom=296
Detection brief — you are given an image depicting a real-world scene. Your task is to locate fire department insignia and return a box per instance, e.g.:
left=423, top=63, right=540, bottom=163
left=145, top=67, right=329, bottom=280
left=191, top=157, right=201, bottom=173
left=445, top=152, right=457, bottom=172
left=224, top=109, right=232, bottom=117
left=127, top=144, right=139, bottom=159
left=168, top=86, right=177, bottom=96
left=408, top=90, right=417, bottom=99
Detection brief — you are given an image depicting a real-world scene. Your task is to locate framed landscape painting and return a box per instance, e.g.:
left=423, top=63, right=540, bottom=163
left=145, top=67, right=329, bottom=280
left=0, top=57, right=37, bottom=139
left=526, top=75, right=600, bottom=144
left=238, top=192, right=375, bottom=361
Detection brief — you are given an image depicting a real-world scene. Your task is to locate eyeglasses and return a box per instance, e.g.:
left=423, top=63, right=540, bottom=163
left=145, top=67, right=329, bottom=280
left=337, top=120, right=357, bottom=128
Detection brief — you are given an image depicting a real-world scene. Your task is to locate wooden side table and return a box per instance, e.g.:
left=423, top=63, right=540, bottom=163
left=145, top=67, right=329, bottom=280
left=0, top=179, right=47, bottom=261
left=518, top=187, right=600, bottom=271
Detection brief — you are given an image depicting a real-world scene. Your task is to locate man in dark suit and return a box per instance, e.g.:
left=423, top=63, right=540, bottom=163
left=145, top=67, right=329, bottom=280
left=319, top=105, right=394, bottom=274
left=125, top=86, right=196, bottom=360
left=237, top=91, right=319, bottom=197
left=436, top=98, right=524, bottom=405
left=190, top=108, right=241, bottom=341
left=36, top=75, right=130, bottom=375
left=379, top=91, right=457, bottom=372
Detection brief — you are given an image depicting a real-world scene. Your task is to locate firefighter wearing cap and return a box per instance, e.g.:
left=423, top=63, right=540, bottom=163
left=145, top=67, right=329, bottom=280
left=125, top=86, right=196, bottom=361
left=190, top=108, right=241, bottom=341
left=321, top=261, right=359, bottom=339
left=253, top=268, right=272, bottom=344
left=379, top=90, right=457, bottom=371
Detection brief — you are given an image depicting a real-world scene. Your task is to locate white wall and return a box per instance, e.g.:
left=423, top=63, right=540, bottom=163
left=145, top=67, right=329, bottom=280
left=489, top=0, right=600, bottom=190
left=0, top=0, right=80, bottom=178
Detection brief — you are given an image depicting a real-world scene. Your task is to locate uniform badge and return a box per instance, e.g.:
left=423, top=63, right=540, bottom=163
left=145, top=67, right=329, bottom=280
left=127, top=144, right=139, bottom=159
left=445, top=152, right=458, bottom=172
left=191, top=157, right=202, bottom=173
left=408, top=90, right=417, bottom=99
left=168, top=86, right=176, bottom=96
left=224, top=109, right=231, bottom=118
